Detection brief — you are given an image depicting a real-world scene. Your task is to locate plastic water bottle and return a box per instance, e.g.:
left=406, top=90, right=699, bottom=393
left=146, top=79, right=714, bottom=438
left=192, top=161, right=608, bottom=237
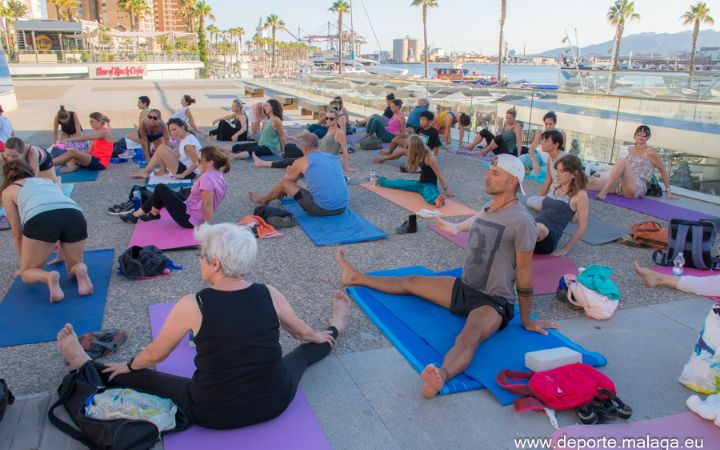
left=369, top=169, right=377, bottom=187
left=672, top=253, right=685, bottom=276
left=132, top=188, right=141, bottom=211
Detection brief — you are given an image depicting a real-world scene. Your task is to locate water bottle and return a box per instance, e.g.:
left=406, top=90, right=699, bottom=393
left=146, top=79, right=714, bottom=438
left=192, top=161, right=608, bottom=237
left=132, top=188, right=141, bottom=211
left=672, top=253, right=685, bottom=276
left=369, top=169, right=377, bottom=187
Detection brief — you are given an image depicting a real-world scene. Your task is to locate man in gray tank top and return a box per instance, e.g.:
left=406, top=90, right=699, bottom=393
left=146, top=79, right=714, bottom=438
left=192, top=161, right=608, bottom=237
left=336, top=154, right=558, bottom=399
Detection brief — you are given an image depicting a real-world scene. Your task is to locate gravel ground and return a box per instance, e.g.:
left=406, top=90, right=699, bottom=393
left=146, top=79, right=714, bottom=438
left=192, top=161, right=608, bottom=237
left=0, top=82, right=708, bottom=395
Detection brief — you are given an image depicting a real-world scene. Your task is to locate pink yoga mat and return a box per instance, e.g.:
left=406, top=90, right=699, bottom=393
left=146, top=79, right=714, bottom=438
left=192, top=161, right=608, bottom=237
left=588, top=192, right=717, bottom=222
left=149, top=303, right=332, bottom=450
left=550, top=412, right=720, bottom=450
left=128, top=210, right=198, bottom=250
left=428, top=224, right=578, bottom=295
left=654, top=266, right=720, bottom=301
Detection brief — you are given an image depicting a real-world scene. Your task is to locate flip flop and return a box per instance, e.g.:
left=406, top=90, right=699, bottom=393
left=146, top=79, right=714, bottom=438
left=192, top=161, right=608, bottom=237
left=79, top=329, right=127, bottom=359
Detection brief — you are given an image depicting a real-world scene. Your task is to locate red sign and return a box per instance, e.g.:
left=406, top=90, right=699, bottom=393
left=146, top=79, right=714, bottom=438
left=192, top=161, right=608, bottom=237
left=92, top=65, right=145, bottom=79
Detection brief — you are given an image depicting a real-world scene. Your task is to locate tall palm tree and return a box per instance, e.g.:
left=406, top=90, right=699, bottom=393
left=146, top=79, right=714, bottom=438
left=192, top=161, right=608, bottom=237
left=48, top=0, right=79, bottom=22
left=206, top=23, right=218, bottom=61
left=607, top=0, right=640, bottom=73
left=329, top=1, right=350, bottom=75
left=497, top=0, right=507, bottom=81
left=118, top=0, right=150, bottom=31
left=194, top=0, right=215, bottom=71
left=410, top=0, right=438, bottom=79
left=0, top=0, right=26, bottom=55
left=681, top=2, right=714, bottom=77
left=264, top=14, right=285, bottom=70
left=234, top=27, right=245, bottom=60
left=178, top=0, right=197, bottom=32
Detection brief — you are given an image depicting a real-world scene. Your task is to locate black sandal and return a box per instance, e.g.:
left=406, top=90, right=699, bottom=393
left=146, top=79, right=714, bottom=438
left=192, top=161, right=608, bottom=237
left=598, top=388, right=633, bottom=420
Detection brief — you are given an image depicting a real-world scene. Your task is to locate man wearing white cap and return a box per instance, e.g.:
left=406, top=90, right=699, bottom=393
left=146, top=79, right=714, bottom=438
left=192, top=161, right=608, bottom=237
left=336, top=154, right=558, bottom=399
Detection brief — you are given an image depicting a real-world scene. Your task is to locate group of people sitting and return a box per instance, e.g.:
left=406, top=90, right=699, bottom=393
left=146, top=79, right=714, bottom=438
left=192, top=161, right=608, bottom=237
left=0, top=89, right=691, bottom=436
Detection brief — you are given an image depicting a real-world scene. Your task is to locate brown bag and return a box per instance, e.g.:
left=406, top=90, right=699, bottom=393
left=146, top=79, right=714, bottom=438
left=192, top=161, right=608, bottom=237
left=630, top=221, right=668, bottom=250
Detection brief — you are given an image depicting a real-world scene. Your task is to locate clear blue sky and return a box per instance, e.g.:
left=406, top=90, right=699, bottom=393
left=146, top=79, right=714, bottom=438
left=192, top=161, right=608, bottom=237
left=204, top=0, right=709, bottom=54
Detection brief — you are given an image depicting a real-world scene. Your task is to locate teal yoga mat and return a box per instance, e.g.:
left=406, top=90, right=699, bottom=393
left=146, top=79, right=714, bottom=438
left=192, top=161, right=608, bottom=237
left=59, top=168, right=100, bottom=183
left=0, top=249, right=114, bottom=346
left=348, top=266, right=607, bottom=405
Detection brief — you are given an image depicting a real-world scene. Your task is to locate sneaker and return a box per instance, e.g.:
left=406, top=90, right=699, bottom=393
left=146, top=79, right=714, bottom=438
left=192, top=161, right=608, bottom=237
left=119, top=213, right=139, bottom=224
left=139, top=213, right=161, bottom=222
left=267, top=216, right=297, bottom=229
left=108, top=200, right=134, bottom=215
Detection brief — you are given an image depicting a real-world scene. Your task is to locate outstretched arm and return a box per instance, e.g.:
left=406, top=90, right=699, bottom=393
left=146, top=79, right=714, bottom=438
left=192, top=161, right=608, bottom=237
left=269, top=285, right=335, bottom=346
left=553, top=192, right=589, bottom=256
left=427, top=157, right=453, bottom=197
left=516, top=249, right=559, bottom=334
left=648, top=150, right=677, bottom=199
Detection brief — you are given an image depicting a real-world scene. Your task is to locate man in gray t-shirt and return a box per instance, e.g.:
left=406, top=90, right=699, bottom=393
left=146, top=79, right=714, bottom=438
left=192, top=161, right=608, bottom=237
left=336, top=154, right=558, bottom=399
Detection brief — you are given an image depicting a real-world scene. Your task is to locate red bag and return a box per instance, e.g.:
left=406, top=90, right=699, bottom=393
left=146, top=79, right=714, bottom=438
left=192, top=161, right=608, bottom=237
left=496, top=363, right=615, bottom=412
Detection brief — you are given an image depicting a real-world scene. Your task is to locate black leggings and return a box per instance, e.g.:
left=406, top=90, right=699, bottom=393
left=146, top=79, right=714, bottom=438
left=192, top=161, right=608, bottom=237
left=142, top=184, right=192, bottom=228
left=95, top=326, right=338, bottom=429
left=268, top=143, right=305, bottom=168
left=479, top=129, right=511, bottom=155
left=209, top=120, right=247, bottom=142
left=232, top=142, right=273, bottom=156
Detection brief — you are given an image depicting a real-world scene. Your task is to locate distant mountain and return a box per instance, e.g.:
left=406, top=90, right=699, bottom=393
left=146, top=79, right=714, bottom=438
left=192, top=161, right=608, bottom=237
left=537, top=29, right=720, bottom=57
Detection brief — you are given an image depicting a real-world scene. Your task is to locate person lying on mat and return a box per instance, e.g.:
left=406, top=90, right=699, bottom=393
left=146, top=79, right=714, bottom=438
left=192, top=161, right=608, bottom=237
left=1, top=159, right=93, bottom=303
left=131, top=118, right=201, bottom=180
left=52, top=112, right=113, bottom=174
left=208, top=99, right=248, bottom=142
left=248, top=134, right=349, bottom=217
left=337, top=153, right=558, bottom=399
left=2, top=137, right=60, bottom=186
left=355, top=93, right=396, bottom=128
left=633, top=261, right=719, bottom=297
left=588, top=125, right=677, bottom=201
left=520, top=111, right=566, bottom=175
left=55, top=222, right=351, bottom=429
left=526, top=155, right=589, bottom=256
left=120, top=146, right=229, bottom=227
left=364, top=99, right=406, bottom=144
left=374, top=111, right=441, bottom=164
left=376, top=135, right=453, bottom=208
left=433, top=109, right=471, bottom=149
left=464, top=108, right=523, bottom=157
left=537, top=130, right=568, bottom=197
left=229, top=100, right=286, bottom=160
left=52, top=105, right=83, bottom=144
left=254, top=109, right=356, bottom=173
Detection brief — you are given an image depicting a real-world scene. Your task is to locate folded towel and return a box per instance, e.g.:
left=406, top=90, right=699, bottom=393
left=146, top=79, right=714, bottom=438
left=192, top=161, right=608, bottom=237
left=239, top=215, right=284, bottom=239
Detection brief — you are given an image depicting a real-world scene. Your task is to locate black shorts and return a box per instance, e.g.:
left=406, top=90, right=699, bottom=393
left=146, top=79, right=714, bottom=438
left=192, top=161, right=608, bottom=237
left=534, top=220, right=560, bottom=255
left=293, top=188, right=346, bottom=217
left=23, top=208, right=88, bottom=243
left=450, top=278, right=514, bottom=330
left=176, top=162, right=197, bottom=180
left=82, top=156, right=106, bottom=171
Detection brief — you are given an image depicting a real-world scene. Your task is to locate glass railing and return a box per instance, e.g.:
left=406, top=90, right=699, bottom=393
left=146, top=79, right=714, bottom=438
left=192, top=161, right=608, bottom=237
left=260, top=73, right=720, bottom=197
left=13, top=50, right=199, bottom=64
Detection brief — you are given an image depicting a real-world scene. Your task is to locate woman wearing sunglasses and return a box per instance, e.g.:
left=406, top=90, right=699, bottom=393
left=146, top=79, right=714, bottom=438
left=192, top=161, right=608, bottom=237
left=588, top=125, right=677, bottom=200
left=137, top=109, right=170, bottom=162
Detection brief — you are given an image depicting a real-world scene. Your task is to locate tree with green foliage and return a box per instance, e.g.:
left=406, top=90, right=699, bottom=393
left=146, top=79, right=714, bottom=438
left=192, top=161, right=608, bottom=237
left=264, top=14, right=285, bottom=70
left=329, top=1, right=350, bottom=75
left=118, top=0, right=149, bottom=32
left=0, top=0, right=26, bottom=56
left=194, top=0, right=215, bottom=76
left=681, top=2, right=714, bottom=78
left=607, top=0, right=640, bottom=73
left=410, top=0, right=438, bottom=79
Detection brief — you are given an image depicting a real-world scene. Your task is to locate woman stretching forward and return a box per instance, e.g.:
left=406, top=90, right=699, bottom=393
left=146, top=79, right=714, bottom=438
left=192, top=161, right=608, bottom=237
left=52, top=113, right=113, bottom=173
left=121, top=146, right=229, bottom=228
left=377, top=134, right=453, bottom=207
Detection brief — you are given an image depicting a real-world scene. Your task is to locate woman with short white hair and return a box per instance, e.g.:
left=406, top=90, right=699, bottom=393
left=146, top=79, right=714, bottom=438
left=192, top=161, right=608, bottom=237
left=55, top=223, right=351, bottom=430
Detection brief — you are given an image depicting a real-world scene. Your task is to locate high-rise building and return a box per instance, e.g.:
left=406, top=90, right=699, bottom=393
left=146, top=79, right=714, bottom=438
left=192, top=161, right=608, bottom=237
left=21, top=0, right=43, bottom=19
left=153, top=0, right=190, bottom=33
left=392, top=36, right=421, bottom=63
left=46, top=0, right=155, bottom=32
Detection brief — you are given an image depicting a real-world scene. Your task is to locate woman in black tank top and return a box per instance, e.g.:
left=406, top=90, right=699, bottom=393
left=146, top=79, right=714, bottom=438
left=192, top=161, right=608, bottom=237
left=53, top=106, right=82, bottom=143
left=54, top=223, right=351, bottom=430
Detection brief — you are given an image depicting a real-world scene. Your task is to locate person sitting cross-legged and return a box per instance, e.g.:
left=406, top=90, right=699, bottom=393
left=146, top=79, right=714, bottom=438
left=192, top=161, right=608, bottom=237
left=374, top=110, right=441, bottom=165
left=248, top=134, right=349, bottom=217
left=336, top=154, right=558, bottom=398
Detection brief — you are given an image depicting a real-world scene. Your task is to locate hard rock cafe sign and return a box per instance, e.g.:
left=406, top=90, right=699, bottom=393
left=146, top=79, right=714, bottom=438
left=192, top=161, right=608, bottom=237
left=89, top=64, right=146, bottom=79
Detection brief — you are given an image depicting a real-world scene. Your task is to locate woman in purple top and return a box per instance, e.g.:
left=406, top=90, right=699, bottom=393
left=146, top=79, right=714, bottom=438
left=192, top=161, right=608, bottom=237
left=120, top=146, right=229, bottom=228
left=365, top=99, right=406, bottom=143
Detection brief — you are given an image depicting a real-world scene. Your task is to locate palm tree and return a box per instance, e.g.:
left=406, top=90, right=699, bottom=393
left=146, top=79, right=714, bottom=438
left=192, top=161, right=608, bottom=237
left=607, top=0, right=640, bottom=73
left=681, top=2, right=714, bottom=78
left=118, top=0, right=150, bottom=31
left=194, top=0, right=215, bottom=72
left=264, top=14, right=285, bottom=70
left=206, top=23, right=218, bottom=61
left=48, top=0, right=79, bottom=22
left=233, top=27, right=245, bottom=60
left=178, top=0, right=197, bottom=32
left=329, top=1, right=350, bottom=75
left=410, top=0, right=438, bottom=79
left=0, top=0, right=26, bottom=55
left=497, top=0, right=507, bottom=81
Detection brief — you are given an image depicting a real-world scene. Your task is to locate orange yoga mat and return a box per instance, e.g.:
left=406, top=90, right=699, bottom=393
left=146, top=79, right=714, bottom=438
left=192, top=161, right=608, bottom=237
left=361, top=183, right=477, bottom=217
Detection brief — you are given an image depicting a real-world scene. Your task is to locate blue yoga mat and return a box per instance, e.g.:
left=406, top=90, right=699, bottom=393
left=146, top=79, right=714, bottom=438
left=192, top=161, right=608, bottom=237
left=280, top=198, right=388, bottom=246
left=0, top=249, right=114, bottom=347
left=526, top=169, right=547, bottom=183
left=59, top=169, right=100, bottom=183
left=348, top=266, right=607, bottom=405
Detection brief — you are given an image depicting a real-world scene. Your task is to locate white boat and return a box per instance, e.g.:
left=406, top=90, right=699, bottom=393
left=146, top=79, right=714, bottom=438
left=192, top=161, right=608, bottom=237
left=364, top=65, right=409, bottom=76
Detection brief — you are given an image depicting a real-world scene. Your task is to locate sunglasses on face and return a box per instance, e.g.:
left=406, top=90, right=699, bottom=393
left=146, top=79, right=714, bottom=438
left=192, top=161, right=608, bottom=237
left=148, top=116, right=159, bottom=120
left=325, top=117, right=336, bottom=121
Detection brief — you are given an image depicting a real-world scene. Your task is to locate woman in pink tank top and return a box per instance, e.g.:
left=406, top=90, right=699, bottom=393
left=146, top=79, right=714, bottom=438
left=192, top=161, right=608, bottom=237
left=366, top=99, right=406, bottom=143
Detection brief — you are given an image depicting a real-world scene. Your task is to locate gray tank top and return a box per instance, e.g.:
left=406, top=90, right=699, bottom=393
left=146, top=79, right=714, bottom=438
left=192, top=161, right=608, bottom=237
left=18, top=178, right=81, bottom=225
left=500, top=126, right=517, bottom=150
left=320, top=130, right=341, bottom=155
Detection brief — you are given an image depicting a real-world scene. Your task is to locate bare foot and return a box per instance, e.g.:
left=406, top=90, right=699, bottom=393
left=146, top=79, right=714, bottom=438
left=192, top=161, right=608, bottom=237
left=75, top=263, right=94, bottom=296
left=371, top=158, right=383, bottom=164
left=247, top=192, right=267, bottom=205
left=48, top=271, right=64, bottom=303
left=378, top=149, right=390, bottom=156
left=56, top=324, right=91, bottom=369
left=252, top=153, right=271, bottom=168
left=420, top=364, right=446, bottom=399
left=435, top=194, right=447, bottom=208
left=152, top=169, right=170, bottom=177
left=131, top=171, right=149, bottom=179
left=330, top=291, right=351, bottom=334
left=335, top=249, right=361, bottom=286
left=59, top=165, right=78, bottom=174
left=596, top=191, right=608, bottom=200
left=633, top=261, right=661, bottom=288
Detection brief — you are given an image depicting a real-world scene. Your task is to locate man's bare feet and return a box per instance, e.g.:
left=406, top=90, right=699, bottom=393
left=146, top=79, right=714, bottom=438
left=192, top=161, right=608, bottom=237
left=330, top=291, right=351, bottom=334
left=335, top=249, right=361, bottom=286
left=247, top=192, right=267, bottom=205
left=633, top=261, right=661, bottom=288
left=420, top=364, right=446, bottom=399
left=48, top=271, right=64, bottom=303
left=56, top=324, right=91, bottom=369
left=75, top=263, right=94, bottom=296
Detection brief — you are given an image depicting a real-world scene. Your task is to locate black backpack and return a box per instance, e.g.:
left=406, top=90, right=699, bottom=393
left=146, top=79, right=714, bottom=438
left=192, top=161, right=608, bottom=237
left=0, top=379, right=14, bottom=422
left=645, top=174, right=663, bottom=197
left=653, top=219, right=718, bottom=270
left=119, top=246, right=169, bottom=279
left=48, top=363, right=189, bottom=450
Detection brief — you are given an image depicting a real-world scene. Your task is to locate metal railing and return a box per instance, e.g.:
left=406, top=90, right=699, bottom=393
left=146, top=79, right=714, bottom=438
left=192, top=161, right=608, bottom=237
left=13, top=50, right=199, bottom=64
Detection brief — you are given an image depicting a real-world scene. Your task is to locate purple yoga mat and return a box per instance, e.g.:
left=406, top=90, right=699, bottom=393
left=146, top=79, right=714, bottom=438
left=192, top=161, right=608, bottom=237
left=128, top=210, right=198, bottom=250
left=148, top=303, right=332, bottom=450
left=550, top=412, right=720, bottom=449
left=428, top=224, right=578, bottom=295
left=654, top=266, right=720, bottom=301
left=588, top=192, right=717, bottom=222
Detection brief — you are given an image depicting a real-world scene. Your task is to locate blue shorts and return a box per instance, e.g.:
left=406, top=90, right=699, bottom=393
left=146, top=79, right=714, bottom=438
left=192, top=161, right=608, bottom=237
left=83, top=156, right=106, bottom=171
